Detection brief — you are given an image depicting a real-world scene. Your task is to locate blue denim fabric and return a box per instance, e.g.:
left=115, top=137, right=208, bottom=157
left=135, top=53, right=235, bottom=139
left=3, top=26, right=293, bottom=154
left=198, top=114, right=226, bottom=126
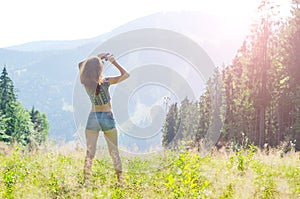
left=86, top=111, right=116, bottom=131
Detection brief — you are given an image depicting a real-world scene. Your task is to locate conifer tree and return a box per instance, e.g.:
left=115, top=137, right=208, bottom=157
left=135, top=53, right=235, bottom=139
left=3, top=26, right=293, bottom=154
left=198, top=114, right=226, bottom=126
left=162, top=103, right=179, bottom=148
left=0, top=67, right=49, bottom=146
left=30, top=106, right=49, bottom=145
left=0, top=67, right=17, bottom=142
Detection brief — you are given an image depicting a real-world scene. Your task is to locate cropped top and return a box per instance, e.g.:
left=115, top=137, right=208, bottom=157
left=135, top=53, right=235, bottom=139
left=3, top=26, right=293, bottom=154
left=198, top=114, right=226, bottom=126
left=85, top=79, right=111, bottom=105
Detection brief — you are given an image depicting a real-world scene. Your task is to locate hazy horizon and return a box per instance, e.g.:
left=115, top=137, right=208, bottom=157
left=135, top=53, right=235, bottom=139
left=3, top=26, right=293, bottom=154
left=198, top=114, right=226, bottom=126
left=0, top=0, right=266, bottom=48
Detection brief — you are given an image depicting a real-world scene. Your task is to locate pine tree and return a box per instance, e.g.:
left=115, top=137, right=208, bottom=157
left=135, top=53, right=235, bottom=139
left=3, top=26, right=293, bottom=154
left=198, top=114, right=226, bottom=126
left=0, top=116, right=8, bottom=141
left=12, top=102, right=34, bottom=145
left=220, top=0, right=285, bottom=149
left=283, top=0, right=300, bottom=150
left=177, top=97, right=196, bottom=140
left=30, top=106, right=49, bottom=145
left=0, top=67, right=17, bottom=142
left=162, top=103, right=179, bottom=148
left=196, top=68, right=225, bottom=151
left=0, top=67, right=16, bottom=109
left=0, top=66, right=49, bottom=146
left=161, top=0, right=300, bottom=150
left=196, top=90, right=211, bottom=142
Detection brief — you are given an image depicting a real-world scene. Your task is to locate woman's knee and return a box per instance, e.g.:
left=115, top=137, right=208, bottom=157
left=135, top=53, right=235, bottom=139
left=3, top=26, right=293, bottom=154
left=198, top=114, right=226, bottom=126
left=85, top=129, right=99, bottom=158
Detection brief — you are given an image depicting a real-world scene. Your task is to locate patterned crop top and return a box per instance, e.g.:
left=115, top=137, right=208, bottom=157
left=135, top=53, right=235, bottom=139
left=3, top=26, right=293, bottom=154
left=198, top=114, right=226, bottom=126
left=85, top=79, right=111, bottom=105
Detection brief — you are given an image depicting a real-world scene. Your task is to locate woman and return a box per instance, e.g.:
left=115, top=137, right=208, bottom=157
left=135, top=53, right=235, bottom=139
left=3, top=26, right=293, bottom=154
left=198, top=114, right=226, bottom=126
left=79, top=53, right=129, bottom=185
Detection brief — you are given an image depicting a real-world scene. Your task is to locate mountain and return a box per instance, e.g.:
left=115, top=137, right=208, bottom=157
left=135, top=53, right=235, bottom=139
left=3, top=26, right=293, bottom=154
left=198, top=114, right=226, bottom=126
left=6, top=39, right=97, bottom=52
left=0, top=11, right=250, bottom=149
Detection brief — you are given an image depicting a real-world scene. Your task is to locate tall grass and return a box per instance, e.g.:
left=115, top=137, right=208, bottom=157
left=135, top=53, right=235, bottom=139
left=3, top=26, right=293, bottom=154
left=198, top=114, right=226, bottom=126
left=0, top=142, right=299, bottom=198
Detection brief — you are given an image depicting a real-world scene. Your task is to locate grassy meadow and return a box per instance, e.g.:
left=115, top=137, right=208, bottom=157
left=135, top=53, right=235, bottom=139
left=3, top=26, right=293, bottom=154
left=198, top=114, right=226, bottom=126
left=0, top=143, right=299, bottom=199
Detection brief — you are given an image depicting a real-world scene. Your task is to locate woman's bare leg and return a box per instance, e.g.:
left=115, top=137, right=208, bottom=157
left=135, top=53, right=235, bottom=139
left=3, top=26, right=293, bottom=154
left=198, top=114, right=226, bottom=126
left=84, top=129, right=99, bottom=183
left=103, top=128, right=122, bottom=183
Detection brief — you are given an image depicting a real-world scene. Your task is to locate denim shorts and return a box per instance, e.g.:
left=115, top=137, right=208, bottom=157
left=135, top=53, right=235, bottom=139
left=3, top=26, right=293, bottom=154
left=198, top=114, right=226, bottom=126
left=86, top=111, right=116, bottom=131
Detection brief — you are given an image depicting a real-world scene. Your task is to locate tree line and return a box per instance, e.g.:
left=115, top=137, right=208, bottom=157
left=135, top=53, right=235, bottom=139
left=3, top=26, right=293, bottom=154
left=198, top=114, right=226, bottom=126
left=0, top=67, right=49, bottom=147
left=163, top=0, right=300, bottom=151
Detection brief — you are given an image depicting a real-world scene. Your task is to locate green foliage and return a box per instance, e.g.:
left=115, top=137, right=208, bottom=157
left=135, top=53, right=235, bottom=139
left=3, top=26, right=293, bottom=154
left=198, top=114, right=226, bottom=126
left=0, top=67, right=49, bottom=147
left=162, top=68, right=223, bottom=151
left=218, top=183, right=234, bottom=199
left=251, top=160, right=280, bottom=198
left=30, top=107, right=49, bottom=145
left=12, top=102, right=34, bottom=145
left=235, top=146, right=256, bottom=172
left=1, top=147, right=29, bottom=199
left=0, top=67, right=17, bottom=143
left=0, top=146, right=299, bottom=198
left=163, top=103, right=179, bottom=148
left=0, top=67, right=16, bottom=111
left=165, top=152, right=211, bottom=198
left=0, top=117, right=9, bottom=140
left=284, top=164, right=300, bottom=195
left=162, top=0, right=300, bottom=150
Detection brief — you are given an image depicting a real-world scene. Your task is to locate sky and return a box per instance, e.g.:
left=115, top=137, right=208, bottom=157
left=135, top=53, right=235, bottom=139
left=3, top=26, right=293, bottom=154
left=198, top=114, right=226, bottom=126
left=0, top=0, right=290, bottom=48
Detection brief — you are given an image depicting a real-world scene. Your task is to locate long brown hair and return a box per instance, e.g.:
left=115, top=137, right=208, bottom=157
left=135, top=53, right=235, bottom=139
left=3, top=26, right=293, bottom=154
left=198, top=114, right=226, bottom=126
left=79, top=56, right=104, bottom=94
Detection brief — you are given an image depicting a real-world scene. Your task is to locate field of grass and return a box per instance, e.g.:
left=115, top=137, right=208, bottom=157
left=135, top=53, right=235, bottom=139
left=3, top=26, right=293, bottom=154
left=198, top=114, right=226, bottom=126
left=0, top=143, right=299, bottom=199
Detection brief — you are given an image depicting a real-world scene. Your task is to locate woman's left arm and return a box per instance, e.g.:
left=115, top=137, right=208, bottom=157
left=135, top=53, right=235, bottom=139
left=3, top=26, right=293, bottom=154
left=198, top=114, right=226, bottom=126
left=106, top=54, right=130, bottom=84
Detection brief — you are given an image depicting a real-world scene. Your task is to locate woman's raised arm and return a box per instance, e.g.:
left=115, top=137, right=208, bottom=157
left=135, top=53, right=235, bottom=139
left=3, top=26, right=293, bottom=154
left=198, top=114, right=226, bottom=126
left=106, top=54, right=130, bottom=84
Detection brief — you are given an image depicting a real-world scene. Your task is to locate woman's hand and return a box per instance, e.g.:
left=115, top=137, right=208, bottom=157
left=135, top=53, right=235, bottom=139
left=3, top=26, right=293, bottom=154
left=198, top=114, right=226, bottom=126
left=97, top=53, right=109, bottom=60
left=98, top=53, right=116, bottom=63
left=107, top=54, right=116, bottom=63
